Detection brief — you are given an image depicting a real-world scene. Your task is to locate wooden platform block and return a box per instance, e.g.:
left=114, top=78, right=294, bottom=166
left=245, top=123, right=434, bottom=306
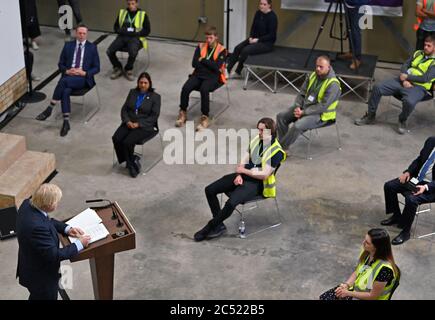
left=0, top=133, right=26, bottom=176
left=0, top=151, right=56, bottom=209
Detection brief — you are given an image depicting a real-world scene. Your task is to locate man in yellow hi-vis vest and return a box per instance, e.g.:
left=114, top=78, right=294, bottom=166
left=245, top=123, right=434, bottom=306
left=106, top=0, right=150, bottom=81
left=276, top=55, right=341, bottom=152
left=194, top=118, right=286, bottom=242
left=355, top=35, right=435, bottom=134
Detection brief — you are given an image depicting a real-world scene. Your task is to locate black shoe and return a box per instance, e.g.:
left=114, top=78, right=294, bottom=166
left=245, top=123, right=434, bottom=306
left=381, top=215, right=401, bottom=226
left=36, top=107, right=53, bottom=121
left=392, top=231, right=410, bottom=245
left=127, top=164, right=139, bottom=178
left=60, top=120, right=70, bottom=137
left=194, top=223, right=212, bottom=242
left=207, top=223, right=227, bottom=239
left=133, top=155, right=141, bottom=172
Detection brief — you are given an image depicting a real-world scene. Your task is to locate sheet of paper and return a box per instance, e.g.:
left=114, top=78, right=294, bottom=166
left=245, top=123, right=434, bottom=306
left=66, top=208, right=109, bottom=244
left=68, top=223, right=109, bottom=244
left=66, top=208, right=101, bottom=228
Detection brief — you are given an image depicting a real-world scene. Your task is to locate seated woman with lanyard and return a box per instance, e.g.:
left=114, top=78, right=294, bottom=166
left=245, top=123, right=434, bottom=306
left=112, top=72, right=161, bottom=178
left=320, top=228, right=400, bottom=300
left=226, top=0, right=278, bottom=77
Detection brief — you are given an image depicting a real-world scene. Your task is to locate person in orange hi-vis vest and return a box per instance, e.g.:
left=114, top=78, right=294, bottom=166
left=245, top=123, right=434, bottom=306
left=415, top=0, right=435, bottom=50
left=176, top=26, right=227, bottom=131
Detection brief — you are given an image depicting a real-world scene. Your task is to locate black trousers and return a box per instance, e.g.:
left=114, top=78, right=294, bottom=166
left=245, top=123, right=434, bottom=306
left=107, top=36, right=142, bottom=71
left=384, top=178, right=435, bottom=232
left=27, top=284, right=58, bottom=300
left=227, top=39, right=273, bottom=74
left=205, top=173, right=263, bottom=229
left=112, top=123, right=157, bottom=167
left=57, top=0, right=82, bottom=35
left=180, top=75, right=221, bottom=117
left=416, top=28, right=435, bottom=51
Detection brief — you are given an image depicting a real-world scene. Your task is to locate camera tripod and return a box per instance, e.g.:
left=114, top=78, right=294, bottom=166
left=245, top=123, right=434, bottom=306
left=304, top=0, right=359, bottom=72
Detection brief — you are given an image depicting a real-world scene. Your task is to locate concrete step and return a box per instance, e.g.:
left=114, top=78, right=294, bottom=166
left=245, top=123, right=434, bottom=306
left=0, top=151, right=56, bottom=209
left=0, top=133, right=26, bottom=176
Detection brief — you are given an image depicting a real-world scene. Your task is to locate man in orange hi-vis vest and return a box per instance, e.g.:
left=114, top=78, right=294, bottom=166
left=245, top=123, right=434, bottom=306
left=416, top=0, right=435, bottom=50
left=176, top=26, right=227, bottom=131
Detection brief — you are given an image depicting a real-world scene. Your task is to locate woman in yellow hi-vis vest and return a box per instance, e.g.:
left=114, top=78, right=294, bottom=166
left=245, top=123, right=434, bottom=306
left=107, top=0, right=151, bottom=81
left=194, top=118, right=286, bottom=242
left=320, top=229, right=400, bottom=300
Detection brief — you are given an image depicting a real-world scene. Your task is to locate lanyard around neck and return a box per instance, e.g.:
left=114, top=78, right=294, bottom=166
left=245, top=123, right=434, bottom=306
left=127, top=11, right=138, bottom=26
left=206, top=45, right=217, bottom=60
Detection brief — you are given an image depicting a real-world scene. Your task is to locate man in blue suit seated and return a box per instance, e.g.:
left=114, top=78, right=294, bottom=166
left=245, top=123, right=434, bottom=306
left=16, top=184, right=91, bottom=300
left=36, top=24, right=100, bottom=137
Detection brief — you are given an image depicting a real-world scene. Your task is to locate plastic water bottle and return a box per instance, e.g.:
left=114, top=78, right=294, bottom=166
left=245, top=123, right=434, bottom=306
left=239, top=221, right=246, bottom=239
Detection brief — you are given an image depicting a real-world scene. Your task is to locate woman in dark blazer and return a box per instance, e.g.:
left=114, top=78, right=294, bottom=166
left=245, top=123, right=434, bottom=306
left=112, top=72, right=161, bottom=178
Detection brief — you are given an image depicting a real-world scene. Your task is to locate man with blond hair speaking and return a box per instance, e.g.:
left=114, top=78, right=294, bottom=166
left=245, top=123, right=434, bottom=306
left=16, top=184, right=91, bottom=300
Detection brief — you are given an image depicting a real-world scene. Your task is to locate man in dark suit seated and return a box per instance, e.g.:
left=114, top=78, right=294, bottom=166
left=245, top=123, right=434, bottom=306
left=16, top=184, right=91, bottom=300
left=36, top=24, right=100, bottom=137
left=382, top=136, right=435, bottom=245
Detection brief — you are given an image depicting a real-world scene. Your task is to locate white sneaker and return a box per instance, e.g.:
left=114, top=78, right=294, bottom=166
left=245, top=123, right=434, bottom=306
left=31, top=41, right=39, bottom=50
left=31, top=74, right=41, bottom=81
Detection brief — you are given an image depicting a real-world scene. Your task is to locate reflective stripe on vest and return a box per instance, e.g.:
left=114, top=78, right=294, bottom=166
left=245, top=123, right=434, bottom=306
left=119, top=9, right=148, bottom=49
left=306, top=72, right=341, bottom=122
left=249, top=136, right=286, bottom=198
left=354, top=258, right=397, bottom=300
left=199, top=43, right=227, bottom=84
left=409, top=50, right=435, bottom=90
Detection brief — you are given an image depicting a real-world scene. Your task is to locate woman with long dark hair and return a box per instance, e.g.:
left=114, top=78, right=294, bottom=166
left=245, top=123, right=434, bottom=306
left=112, top=72, right=161, bottom=178
left=226, top=0, right=278, bottom=77
left=320, top=228, right=400, bottom=300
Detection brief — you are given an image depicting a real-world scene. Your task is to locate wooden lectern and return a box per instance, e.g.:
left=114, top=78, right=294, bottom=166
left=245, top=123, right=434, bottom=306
left=59, top=202, right=135, bottom=300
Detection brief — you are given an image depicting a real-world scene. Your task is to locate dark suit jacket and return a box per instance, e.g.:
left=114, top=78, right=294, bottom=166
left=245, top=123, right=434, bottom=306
left=58, top=40, right=100, bottom=88
left=121, top=89, right=161, bottom=131
left=406, top=136, right=435, bottom=192
left=16, top=199, right=78, bottom=290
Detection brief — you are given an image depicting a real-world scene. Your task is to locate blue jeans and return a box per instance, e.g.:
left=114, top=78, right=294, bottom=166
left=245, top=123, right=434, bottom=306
left=346, top=6, right=362, bottom=60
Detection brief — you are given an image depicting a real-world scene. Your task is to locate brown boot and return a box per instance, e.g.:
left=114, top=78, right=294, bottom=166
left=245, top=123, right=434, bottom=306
left=350, top=59, right=362, bottom=70
left=175, top=110, right=187, bottom=127
left=196, top=115, right=209, bottom=131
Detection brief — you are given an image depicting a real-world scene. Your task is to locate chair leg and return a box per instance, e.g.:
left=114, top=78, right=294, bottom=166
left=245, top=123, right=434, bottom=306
left=414, top=203, right=435, bottom=239
left=141, top=133, right=165, bottom=175
left=84, top=86, right=101, bottom=124
left=306, top=130, right=313, bottom=160
left=335, top=122, right=342, bottom=150
left=112, top=147, right=117, bottom=168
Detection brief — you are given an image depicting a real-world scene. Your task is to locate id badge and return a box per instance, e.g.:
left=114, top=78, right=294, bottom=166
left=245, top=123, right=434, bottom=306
left=308, top=95, right=315, bottom=102
left=127, top=27, right=134, bottom=32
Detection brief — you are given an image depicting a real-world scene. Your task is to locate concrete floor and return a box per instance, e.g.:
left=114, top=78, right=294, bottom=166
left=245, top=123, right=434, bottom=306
left=1, top=27, right=435, bottom=300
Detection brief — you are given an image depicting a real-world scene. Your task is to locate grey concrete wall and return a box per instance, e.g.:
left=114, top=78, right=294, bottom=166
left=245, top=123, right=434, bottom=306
left=35, top=0, right=225, bottom=41
left=36, top=0, right=416, bottom=62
